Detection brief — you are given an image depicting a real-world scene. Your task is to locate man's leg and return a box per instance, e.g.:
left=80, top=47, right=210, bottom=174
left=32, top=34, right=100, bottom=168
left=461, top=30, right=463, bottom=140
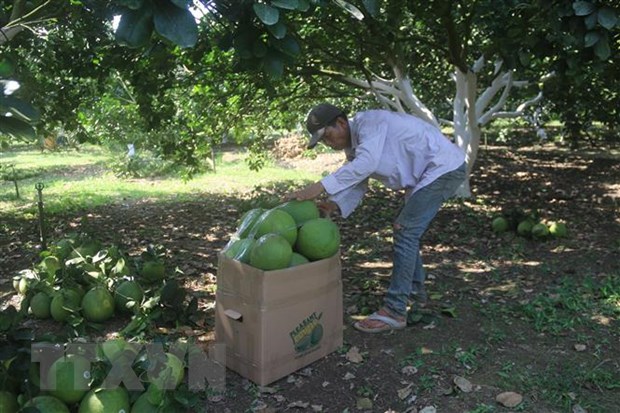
left=354, top=164, right=465, bottom=331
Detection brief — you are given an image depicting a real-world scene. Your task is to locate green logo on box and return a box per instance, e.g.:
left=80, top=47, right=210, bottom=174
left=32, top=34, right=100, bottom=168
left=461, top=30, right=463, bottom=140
left=290, top=312, right=324, bottom=353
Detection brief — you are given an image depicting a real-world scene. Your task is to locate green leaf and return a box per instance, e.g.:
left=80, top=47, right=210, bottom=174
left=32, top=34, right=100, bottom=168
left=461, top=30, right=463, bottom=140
left=253, top=40, right=268, bottom=57
left=263, top=54, right=284, bottom=79
left=272, top=0, right=298, bottom=10
left=598, top=7, right=618, bottom=30
left=116, top=0, right=144, bottom=9
left=594, top=37, right=611, bottom=60
left=0, top=116, right=36, bottom=140
left=584, top=31, right=600, bottom=47
left=274, top=35, right=300, bottom=57
left=115, top=6, right=154, bottom=48
left=573, top=1, right=595, bottom=16
left=267, top=21, right=287, bottom=39
left=296, top=0, right=310, bottom=11
left=0, top=59, right=13, bottom=77
left=0, top=96, right=40, bottom=122
left=153, top=2, right=198, bottom=48
left=253, top=4, right=280, bottom=25
left=170, top=0, right=191, bottom=8
left=362, top=0, right=378, bottom=17
left=584, top=11, right=598, bottom=29
left=333, top=0, right=364, bottom=20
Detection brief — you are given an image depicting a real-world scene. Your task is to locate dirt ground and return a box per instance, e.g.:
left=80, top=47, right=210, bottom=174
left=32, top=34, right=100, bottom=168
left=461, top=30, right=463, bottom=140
left=1, top=143, right=619, bottom=413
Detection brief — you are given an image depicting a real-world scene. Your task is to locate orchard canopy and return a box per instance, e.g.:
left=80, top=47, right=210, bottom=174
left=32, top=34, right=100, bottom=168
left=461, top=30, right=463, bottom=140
left=1, top=0, right=618, bottom=193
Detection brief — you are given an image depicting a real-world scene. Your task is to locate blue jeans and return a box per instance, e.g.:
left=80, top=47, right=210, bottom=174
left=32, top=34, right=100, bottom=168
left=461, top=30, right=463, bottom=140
left=384, top=163, right=466, bottom=317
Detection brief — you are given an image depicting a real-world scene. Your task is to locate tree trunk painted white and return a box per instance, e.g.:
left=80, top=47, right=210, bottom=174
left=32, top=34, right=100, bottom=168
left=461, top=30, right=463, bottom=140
left=341, top=57, right=549, bottom=198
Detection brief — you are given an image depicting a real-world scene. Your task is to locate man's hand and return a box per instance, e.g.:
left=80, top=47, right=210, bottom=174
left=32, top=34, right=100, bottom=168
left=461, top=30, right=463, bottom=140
left=286, top=182, right=325, bottom=201
left=317, top=201, right=340, bottom=218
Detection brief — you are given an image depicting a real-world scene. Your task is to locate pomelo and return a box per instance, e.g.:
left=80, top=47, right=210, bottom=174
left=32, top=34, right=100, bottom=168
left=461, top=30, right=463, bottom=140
left=531, top=223, right=550, bottom=239
left=276, top=200, right=320, bottom=227
left=548, top=221, right=567, bottom=238
left=18, top=276, right=32, bottom=295
left=149, top=353, right=184, bottom=390
left=114, top=280, right=144, bottom=314
left=24, top=395, right=70, bottom=413
left=46, top=354, right=91, bottom=404
left=54, top=238, right=75, bottom=260
left=82, top=286, right=115, bottom=323
left=252, top=209, right=297, bottom=246
left=98, top=338, right=136, bottom=363
left=517, top=220, right=535, bottom=237
left=289, top=252, right=309, bottom=267
left=130, top=392, right=156, bottom=413
left=78, top=387, right=130, bottom=413
left=249, top=234, right=293, bottom=271
left=222, top=238, right=255, bottom=263
left=71, top=241, right=102, bottom=259
left=295, top=218, right=340, bottom=261
left=236, top=208, right=265, bottom=238
left=491, top=216, right=509, bottom=233
left=0, top=391, right=18, bottom=413
left=140, top=261, right=165, bottom=284
left=50, top=289, right=81, bottom=322
left=31, top=291, right=52, bottom=319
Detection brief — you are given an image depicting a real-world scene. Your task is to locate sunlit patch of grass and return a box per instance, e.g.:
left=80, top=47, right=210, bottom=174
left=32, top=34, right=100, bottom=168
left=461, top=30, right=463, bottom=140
left=0, top=146, right=323, bottom=216
left=518, top=274, right=620, bottom=335
left=500, top=360, right=620, bottom=412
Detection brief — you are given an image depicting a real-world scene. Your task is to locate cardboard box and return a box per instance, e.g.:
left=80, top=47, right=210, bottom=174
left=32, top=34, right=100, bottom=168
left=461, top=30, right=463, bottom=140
left=215, top=253, right=343, bottom=386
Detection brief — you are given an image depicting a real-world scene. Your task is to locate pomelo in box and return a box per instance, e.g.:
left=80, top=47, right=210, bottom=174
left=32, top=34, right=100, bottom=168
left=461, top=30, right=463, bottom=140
left=78, top=387, right=130, bottom=413
left=236, top=208, right=265, bottom=238
left=250, top=234, right=293, bottom=270
left=289, top=252, right=309, bottom=267
left=253, top=209, right=297, bottom=246
left=295, top=218, right=340, bottom=261
left=82, top=286, right=114, bottom=322
left=46, top=354, right=91, bottom=404
left=222, top=238, right=255, bottom=263
left=276, top=200, right=320, bottom=226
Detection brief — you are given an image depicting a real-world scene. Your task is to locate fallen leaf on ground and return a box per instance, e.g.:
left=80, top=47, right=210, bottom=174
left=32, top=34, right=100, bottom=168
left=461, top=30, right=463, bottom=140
left=401, top=365, right=418, bottom=376
left=420, top=406, right=437, bottom=413
left=287, top=400, right=309, bottom=408
left=345, top=346, right=364, bottom=363
left=398, top=383, right=414, bottom=400
left=454, top=375, right=473, bottom=393
left=496, top=391, right=523, bottom=407
left=356, top=397, right=373, bottom=410
left=574, top=343, right=587, bottom=352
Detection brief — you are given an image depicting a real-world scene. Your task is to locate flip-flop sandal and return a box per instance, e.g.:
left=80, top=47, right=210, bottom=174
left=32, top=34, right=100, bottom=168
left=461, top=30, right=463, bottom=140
left=354, top=312, right=407, bottom=333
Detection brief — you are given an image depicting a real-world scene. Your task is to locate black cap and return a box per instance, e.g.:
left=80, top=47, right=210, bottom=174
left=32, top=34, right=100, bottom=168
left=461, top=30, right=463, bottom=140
left=305, top=103, right=344, bottom=149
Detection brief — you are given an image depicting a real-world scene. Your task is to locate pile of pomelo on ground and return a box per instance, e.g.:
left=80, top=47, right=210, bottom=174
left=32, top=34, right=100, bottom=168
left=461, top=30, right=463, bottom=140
left=4, top=235, right=201, bottom=412
left=491, top=209, right=568, bottom=240
left=0, top=337, right=189, bottom=413
left=13, top=237, right=171, bottom=326
left=223, top=200, right=341, bottom=270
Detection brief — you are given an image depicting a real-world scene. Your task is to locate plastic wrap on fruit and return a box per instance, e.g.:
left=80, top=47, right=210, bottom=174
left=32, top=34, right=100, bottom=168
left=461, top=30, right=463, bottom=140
left=222, top=237, right=255, bottom=263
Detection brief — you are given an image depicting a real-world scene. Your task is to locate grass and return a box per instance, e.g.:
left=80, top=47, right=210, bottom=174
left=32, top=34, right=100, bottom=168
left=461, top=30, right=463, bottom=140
left=0, top=145, right=323, bottom=216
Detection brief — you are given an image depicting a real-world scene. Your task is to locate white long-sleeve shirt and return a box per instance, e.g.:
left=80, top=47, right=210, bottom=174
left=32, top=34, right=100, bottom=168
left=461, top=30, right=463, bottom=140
left=320, top=110, right=465, bottom=218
